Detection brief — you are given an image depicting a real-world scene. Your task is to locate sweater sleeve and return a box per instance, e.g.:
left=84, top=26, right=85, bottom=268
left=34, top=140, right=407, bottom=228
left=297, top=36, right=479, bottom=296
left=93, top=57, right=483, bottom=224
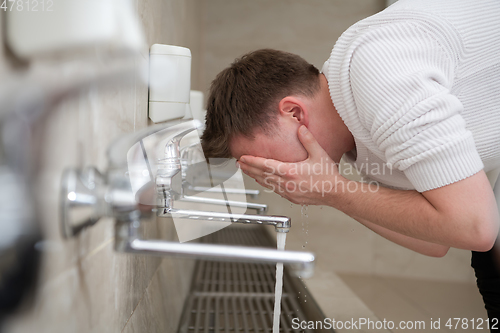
left=348, top=21, right=484, bottom=192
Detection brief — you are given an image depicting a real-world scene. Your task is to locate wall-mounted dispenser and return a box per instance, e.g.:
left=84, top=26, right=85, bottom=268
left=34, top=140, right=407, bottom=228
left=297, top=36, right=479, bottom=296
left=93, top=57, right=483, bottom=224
left=149, top=44, right=192, bottom=123
left=184, top=90, right=206, bottom=122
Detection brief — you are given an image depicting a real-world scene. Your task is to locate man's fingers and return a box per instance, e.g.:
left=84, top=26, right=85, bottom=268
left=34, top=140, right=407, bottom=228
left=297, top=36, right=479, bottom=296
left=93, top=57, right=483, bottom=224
left=238, top=155, right=272, bottom=171
left=298, top=125, right=326, bottom=159
left=238, top=162, right=283, bottom=187
left=254, top=175, right=290, bottom=197
left=248, top=171, right=281, bottom=186
left=238, top=162, right=264, bottom=177
left=239, top=155, right=289, bottom=176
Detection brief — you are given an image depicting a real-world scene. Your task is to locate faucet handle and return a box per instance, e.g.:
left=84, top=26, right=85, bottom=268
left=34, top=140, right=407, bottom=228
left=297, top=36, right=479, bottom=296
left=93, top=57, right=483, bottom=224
left=156, top=120, right=202, bottom=206
left=60, top=167, right=106, bottom=238
left=163, top=119, right=202, bottom=160
left=107, top=119, right=202, bottom=169
left=156, top=120, right=203, bottom=179
left=61, top=166, right=149, bottom=238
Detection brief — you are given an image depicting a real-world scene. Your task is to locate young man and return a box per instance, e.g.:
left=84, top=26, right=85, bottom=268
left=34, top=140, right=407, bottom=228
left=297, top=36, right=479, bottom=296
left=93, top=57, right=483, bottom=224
left=201, top=0, right=500, bottom=327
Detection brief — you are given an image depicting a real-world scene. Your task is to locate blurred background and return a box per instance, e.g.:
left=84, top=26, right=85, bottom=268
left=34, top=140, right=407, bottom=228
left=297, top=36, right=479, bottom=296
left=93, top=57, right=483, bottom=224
left=0, top=0, right=486, bottom=332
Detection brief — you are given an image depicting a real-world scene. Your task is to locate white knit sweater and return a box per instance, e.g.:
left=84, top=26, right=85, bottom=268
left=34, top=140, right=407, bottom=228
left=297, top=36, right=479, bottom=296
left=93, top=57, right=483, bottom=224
left=323, top=0, right=500, bottom=192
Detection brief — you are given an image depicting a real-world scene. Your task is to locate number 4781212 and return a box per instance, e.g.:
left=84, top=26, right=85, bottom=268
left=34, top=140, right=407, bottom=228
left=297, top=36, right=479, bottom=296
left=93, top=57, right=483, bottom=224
left=445, top=318, right=499, bottom=330
left=1, top=0, right=54, bottom=12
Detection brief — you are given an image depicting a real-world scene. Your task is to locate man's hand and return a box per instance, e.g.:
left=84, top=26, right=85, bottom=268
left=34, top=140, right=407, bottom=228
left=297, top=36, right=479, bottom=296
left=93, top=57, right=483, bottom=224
left=238, top=125, right=345, bottom=205
left=237, top=125, right=499, bottom=254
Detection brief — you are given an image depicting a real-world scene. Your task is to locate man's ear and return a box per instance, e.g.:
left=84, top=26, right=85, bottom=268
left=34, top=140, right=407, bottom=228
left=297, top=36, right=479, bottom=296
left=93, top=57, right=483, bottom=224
left=278, top=96, right=309, bottom=126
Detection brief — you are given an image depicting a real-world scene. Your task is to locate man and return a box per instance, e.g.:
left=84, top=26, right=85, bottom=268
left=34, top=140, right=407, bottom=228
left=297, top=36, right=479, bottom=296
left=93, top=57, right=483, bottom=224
left=201, top=0, right=500, bottom=328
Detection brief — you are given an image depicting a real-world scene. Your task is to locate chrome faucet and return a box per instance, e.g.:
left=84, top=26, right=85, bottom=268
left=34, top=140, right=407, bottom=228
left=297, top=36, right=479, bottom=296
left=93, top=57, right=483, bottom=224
left=155, top=122, right=202, bottom=209
left=159, top=207, right=289, bottom=232
left=60, top=121, right=315, bottom=276
left=114, top=213, right=313, bottom=277
left=180, top=142, right=261, bottom=200
left=153, top=122, right=280, bottom=228
left=178, top=140, right=266, bottom=213
left=179, top=195, right=267, bottom=214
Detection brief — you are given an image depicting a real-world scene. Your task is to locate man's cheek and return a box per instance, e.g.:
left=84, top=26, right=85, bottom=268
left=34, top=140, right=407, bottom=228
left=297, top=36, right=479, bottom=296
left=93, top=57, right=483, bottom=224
left=286, top=143, right=308, bottom=162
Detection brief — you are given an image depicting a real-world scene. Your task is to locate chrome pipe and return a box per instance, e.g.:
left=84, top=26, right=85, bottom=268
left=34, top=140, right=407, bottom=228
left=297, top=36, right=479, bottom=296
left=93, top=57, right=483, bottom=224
left=129, top=239, right=314, bottom=277
left=114, top=220, right=314, bottom=278
left=180, top=195, right=267, bottom=214
left=186, top=185, right=260, bottom=199
left=159, top=208, right=290, bottom=232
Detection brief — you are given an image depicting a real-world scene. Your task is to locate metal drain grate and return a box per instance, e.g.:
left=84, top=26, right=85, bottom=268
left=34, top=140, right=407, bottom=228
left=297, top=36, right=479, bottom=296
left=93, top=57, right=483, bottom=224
left=181, top=294, right=304, bottom=332
left=192, top=261, right=292, bottom=294
left=177, top=226, right=328, bottom=333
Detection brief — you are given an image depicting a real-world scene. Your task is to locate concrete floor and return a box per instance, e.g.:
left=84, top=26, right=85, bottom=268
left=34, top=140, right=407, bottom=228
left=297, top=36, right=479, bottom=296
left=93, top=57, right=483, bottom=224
left=338, top=273, right=487, bottom=332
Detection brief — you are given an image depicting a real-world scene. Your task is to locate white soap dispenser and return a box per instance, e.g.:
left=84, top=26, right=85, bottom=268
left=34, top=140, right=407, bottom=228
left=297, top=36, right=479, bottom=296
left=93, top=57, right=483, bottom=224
left=148, top=44, right=192, bottom=123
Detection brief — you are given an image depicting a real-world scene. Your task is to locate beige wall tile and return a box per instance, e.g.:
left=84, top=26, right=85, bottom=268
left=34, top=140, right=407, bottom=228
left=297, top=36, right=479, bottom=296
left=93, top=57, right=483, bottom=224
left=123, top=257, right=196, bottom=333
left=202, top=0, right=385, bottom=100
left=373, top=237, right=476, bottom=283
left=137, top=0, right=203, bottom=90
left=3, top=0, right=203, bottom=332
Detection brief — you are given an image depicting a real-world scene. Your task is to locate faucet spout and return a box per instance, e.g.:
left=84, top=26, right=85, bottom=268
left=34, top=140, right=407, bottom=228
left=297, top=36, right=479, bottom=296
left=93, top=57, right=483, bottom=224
left=179, top=195, right=267, bottom=214
left=129, top=239, right=314, bottom=275
left=185, top=185, right=260, bottom=199
left=160, top=207, right=291, bottom=232
left=114, top=218, right=314, bottom=277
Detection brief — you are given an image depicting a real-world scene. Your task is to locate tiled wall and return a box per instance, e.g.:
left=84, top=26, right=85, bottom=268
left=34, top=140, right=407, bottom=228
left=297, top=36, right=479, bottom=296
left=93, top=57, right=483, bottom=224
left=202, top=0, right=386, bottom=93
left=2, top=1, right=203, bottom=332
left=201, top=0, right=476, bottom=283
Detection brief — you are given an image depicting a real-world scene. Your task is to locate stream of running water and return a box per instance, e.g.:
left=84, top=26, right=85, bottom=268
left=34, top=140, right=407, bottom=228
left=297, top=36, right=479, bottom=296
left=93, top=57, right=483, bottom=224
left=273, top=204, right=310, bottom=332
left=272, top=232, right=287, bottom=333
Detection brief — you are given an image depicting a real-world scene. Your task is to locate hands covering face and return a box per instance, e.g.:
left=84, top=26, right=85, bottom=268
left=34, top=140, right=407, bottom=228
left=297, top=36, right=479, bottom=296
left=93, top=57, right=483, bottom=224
left=237, top=126, right=345, bottom=205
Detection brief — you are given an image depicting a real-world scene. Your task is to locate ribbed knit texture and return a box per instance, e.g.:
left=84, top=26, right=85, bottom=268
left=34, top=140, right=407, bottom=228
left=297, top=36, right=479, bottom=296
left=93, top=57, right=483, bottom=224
left=323, top=0, right=500, bottom=192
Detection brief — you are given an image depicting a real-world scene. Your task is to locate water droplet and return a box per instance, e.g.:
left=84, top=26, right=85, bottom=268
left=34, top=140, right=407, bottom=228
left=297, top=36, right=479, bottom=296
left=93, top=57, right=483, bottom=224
left=300, top=204, right=309, bottom=218
left=301, top=205, right=309, bottom=249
